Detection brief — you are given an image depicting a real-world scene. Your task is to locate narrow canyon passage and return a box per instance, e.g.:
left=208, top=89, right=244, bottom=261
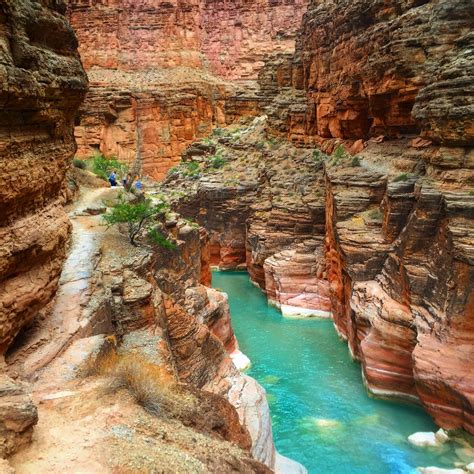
left=213, top=271, right=461, bottom=473
left=1, top=0, right=473, bottom=472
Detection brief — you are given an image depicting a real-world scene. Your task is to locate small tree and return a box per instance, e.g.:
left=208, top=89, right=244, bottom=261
left=103, top=197, right=170, bottom=247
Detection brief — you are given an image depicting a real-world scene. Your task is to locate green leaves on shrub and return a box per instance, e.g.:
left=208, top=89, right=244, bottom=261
left=351, top=156, right=361, bottom=167
left=102, top=197, right=170, bottom=247
left=183, top=160, right=200, bottom=177
left=210, top=153, right=226, bottom=169
left=73, top=158, right=87, bottom=169
left=393, top=173, right=408, bottom=182
left=91, top=153, right=128, bottom=180
left=148, top=228, right=176, bottom=249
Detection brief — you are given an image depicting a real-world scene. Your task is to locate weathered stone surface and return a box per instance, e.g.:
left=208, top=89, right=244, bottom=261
left=264, top=240, right=330, bottom=318
left=67, top=0, right=310, bottom=179
left=163, top=118, right=326, bottom=292
left=263, top=0, right=474, bottom=147
left=201, top=0, right=309, bottom=80
left=0, top=375, right=37, bottom=458
left=324, top=141, right=474, bottom=432
left=0, top=0, right=87, bottom=355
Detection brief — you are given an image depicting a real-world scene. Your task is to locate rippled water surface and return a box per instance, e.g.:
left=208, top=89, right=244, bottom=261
left=213, top=270, right=459, bottom=474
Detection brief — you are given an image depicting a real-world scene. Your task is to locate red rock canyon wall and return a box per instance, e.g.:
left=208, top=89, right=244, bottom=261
left=0, top=0, right=87, bottom=355
left=68, top=0, right=310, bottom=179
left=289, top=0, right=474, bottom=433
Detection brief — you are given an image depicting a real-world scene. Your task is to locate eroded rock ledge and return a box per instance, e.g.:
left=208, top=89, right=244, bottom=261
left=67, top=0, right=310, bottom=179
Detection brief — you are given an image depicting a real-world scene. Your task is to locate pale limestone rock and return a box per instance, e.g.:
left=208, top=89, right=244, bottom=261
left=409, top=432, right=442, bottom=448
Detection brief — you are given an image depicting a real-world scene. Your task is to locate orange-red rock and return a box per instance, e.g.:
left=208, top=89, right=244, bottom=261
left=0, top=0, right=87, bottom=354
left=67, top=0, right=310, bottom=179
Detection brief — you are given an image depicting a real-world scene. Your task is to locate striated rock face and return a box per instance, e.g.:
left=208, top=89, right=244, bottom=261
left=263, top=0, right=474, bottom=147
left=0, top=375, right=37, bottom=458
left=264, top=239, right=331, bottom=317
left=201, top=0, right=309, bottom=80
left=67, top=0, right=310, bottom=179
left=164, top=118, right=326, bottom=291
left=0, top=0, right=87, bottom=354
left=160, top=0, right=474, bottom=437
left=286, top=0, right=474, bottom=434
left=321, top=127, right=473, bottom=432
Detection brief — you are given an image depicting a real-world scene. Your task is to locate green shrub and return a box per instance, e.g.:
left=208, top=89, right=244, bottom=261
left=256, top=141, right=266, bottom=151
left=210, top=154, right=226, bottom=169
left=331, top=145, right=349, bottom=166
left=91, top=153, right=128, bottom=180
left=393, top=173, right=409, bottom=182
left=167, top=166, right=179, bottom=177
left=351, top=156, right=361, bottom=167
left=102, top=197, right=169, bottom=246
left=367, top=209, right=383, bottom=221
left=73, top=158, right=87, bottom=169
left=148, top=228, right=176, bottom=249
left=183, top=160, right=200, bottom=177
left=312, top=149, right=327, bottom=164
left=212, top=128, right=224, bottom=137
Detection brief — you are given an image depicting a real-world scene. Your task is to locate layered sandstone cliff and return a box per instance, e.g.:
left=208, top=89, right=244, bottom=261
left=67, top=0, right=309, bottom=179
left=290, top=0, right=474, bottom=433
left=0, top=0, right=87, bottom=356
left=162, top=0, right=474, bottom=436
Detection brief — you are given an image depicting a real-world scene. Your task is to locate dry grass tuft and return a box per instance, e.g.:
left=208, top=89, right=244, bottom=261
left=91, top=351, right=194, bottom=417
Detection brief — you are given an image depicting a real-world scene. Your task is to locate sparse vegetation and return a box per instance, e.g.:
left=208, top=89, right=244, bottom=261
left=330, top=144, right=350, bottom=166
left=102, top=196, right=170, bottom=246
left=167, top=166, right=179, bottom=177
left=183, top=160, right=200, bottom=177
left=312, top=149, right=327, bottom=164
left=89, top=352, right=188, bottom=418
left=73, top=158, right=87, bottom=169
left=351, top=156, right=361, bottom=167
left=91, top=153, right=128, bottom=180
left=209, top=153, right=226, bottom=169
left=367, top=208, right=383, bottom=221
left=148, top=228, right=176, bottom=249
left=393, top=173, right=409, bottom=182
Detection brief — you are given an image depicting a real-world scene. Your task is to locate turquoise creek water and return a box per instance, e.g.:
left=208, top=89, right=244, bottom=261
left=213, top=270, right=460, bottom=474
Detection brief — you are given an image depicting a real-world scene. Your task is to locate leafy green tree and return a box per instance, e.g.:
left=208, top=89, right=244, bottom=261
left=91, top=153, right=128, bottom=181
left=103, top=197, right=171, bottom=247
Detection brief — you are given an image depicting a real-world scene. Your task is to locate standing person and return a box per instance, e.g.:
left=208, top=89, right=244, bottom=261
left=135, top=176, right=143, bottom=191
left=122, top=173, right=127, bottom=187
left=108, top=170, right=117, bottom=187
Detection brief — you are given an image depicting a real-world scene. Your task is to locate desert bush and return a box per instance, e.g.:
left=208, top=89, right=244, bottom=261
left=102, top=197, right=170, bottom=246
left=148, top=228, right=176, bottom=249
left=167, top=166, right=179, bottom=177
left=73, top=158, right=87, bottom=169
left=183, top=160, right=200, bottom=177
left=330, top=144, right=350, bottom=166
left=312, top=148, right=329, bottom=165
left=92, top=352, right=187, bottom=417
left=351, top=156, right=361, bottom=167
left=367, top=208, right=383, bottom=221
left=209, top=153, right=226, bottom=169
left=91, top=153, right=128, bottom=180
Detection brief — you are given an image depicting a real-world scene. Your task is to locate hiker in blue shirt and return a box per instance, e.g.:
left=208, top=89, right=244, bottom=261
left=108, top=170, right=117, bottom=187
left=135, top=177, right=143, bottom=191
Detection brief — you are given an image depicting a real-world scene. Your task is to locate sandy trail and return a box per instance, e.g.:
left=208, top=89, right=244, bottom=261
left=7, top=186, right=118, bottom=376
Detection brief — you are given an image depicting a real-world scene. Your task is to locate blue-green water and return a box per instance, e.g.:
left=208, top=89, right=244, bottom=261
left=213, top=271, right=459, bottom=474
